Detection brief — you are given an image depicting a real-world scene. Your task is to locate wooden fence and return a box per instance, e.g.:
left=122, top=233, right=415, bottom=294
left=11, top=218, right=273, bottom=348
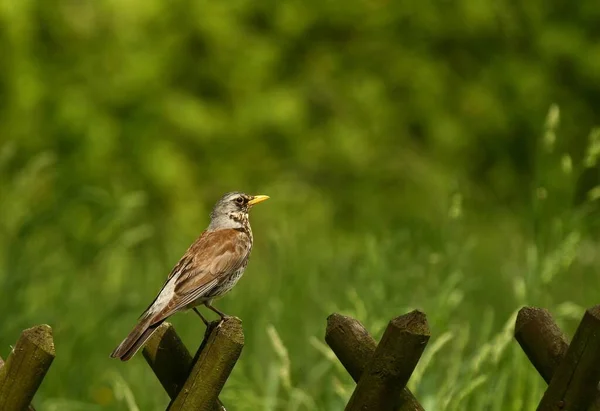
left=515, top=305, right=600, bottom=411
left=2, top=305, right=600, bottom=410
left=0, top=325, right=54, bottom=411
left=142, top=317, right=243, bottom=411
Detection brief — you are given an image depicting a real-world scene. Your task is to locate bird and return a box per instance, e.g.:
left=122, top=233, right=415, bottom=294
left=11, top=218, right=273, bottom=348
left=110, top=191, right=269, bottom=361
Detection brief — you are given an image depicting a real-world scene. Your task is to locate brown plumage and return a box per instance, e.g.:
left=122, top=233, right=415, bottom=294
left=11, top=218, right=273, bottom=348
left=110, top=192, right=269, bottom=361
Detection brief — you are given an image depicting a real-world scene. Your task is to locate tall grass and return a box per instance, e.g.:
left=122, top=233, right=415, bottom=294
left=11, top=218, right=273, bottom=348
left=1, top=107, right=599, bottom=410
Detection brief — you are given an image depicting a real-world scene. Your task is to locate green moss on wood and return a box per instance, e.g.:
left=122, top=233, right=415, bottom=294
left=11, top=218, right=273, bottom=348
left=326, top=313, right=424, bottom=411
left=0, top=325, right=55, bottom=411
left=143, top=322, right=225, bottom=410
left=345, top=311, right=430, bottom=411
left=167, top=317, right=243, bottom=411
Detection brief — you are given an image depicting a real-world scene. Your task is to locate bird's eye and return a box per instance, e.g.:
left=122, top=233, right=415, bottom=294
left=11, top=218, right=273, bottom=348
left=235, top=197, right=245, bottom=204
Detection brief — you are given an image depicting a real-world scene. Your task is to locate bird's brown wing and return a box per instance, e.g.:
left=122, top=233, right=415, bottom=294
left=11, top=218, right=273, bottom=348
left=145, top=229, right=251, bottom=323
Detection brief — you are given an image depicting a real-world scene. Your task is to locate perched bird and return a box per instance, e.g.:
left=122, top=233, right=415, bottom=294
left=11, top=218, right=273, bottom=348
left=110, top=191, right=269, bottom=361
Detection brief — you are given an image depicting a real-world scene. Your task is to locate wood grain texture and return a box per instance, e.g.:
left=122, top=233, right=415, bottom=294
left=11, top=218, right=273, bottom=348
left=143, top=322, right=225, bottom=410
left=167, top=317, right=243, bottom=411
left=536, top=306, right=600, bottom=411
left=345, top=310, right=430, bottom=411
left=0, top=325, right=54, bottom=411
left=515, top=307, right=570, bottom=384
left=326, top=313, right=424, bottom=411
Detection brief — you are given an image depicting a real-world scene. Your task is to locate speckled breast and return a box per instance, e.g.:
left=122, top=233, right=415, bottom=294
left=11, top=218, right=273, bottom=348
left=207, top=265, right=247, bottom=299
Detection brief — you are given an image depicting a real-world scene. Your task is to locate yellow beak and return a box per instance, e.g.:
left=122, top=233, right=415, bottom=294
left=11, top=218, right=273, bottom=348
left=248, top=195, right=270, bottom=206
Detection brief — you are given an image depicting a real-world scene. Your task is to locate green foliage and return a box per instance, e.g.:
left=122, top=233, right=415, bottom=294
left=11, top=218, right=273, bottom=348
left=0, top=0, right=599, bottom=409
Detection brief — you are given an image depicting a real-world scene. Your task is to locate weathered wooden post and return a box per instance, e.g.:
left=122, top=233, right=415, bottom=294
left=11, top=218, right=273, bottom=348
left=167, top=317, right=244, bottom=411
left=536, top=306, right=600, bottom=411
left=515, top=306, right=600, bottom=411
left=0, top=358, right=36, bottom=411
left=336, top=310, right=429, bottom=411
left=143, top=322, right=194, bottom=398
left=143, top=322, right=226, bottom=410
left=514, top=307, right=570, bottom=385
left=325, top=313, right=425, bottom=410
left=0, top=325, right=55, bottom=411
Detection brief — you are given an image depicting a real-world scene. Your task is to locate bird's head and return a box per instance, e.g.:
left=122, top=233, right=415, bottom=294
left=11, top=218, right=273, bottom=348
left=208, top=191, right=269, bottom=230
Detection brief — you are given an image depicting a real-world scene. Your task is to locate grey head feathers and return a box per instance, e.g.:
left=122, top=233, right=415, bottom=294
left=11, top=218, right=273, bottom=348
left=207, top=192, right=252, bottom=231
left=207, top=192, right=269, bottom=231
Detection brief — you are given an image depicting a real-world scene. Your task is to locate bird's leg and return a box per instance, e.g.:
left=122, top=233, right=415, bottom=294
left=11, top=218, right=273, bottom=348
left=205, top=302, right=229, bottom=326
left=193, top=307, right=209, bottom=326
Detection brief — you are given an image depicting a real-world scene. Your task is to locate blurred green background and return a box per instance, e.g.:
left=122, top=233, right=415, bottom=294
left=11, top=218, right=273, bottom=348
left=1, top=0, right=600, bottom=409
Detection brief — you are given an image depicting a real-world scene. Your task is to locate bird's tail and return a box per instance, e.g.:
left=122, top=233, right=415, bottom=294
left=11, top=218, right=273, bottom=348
left=110, top=314, right=164, bottom=361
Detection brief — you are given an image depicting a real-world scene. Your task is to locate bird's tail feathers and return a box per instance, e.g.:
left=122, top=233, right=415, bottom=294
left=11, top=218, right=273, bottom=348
left=110, top=312, right=164, bottom=361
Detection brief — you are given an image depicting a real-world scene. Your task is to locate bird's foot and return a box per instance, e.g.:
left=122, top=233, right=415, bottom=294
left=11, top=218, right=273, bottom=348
left=216, top=315, right=231, bottom=328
